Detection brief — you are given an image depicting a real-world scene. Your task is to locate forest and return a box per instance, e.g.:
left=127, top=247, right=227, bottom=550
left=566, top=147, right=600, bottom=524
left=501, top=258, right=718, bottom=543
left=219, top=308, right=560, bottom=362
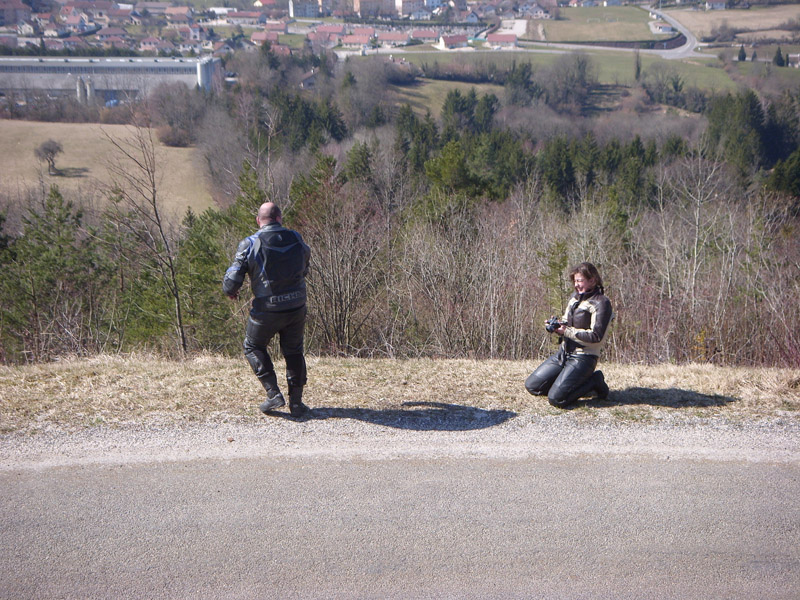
left=1, top=44, right=799, bottom=367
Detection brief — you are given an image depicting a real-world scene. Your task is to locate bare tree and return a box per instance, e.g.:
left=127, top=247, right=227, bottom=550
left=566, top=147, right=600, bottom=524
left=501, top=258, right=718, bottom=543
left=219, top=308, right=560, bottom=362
left=294, top=158, right=386, bottom=354
left=102, top=124, right=188, bottom=356
left=34, top=139, right=63, bottom=175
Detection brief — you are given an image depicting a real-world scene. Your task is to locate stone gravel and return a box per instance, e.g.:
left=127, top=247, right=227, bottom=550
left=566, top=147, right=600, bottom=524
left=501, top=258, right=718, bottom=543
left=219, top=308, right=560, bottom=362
left=2, top=411, right=798, bottom=471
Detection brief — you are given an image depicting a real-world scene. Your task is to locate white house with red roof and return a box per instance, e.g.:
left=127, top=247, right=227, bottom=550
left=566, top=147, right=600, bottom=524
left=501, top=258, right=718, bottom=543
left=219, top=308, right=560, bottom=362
left=437, top=33, right=467, bottom=49
left=165, top=6, right=193, bottom=20
left=95, top=26, right=126, bottom=40
left=411, top=28, right=439, bottom=42
left=100, top=35, right=130, bottom=49
left=341, top=33, right=372, bottom=47
left=251, top=29, right=279, bottom=45
left=315, top=23, right=345, bottom=34
left=307, top=30, right=337, bottom=48
left=377, top=30, right=409, bottom=46
left=138, top=36, right=161, bottom=51
left=270, top=43, right=291, bottom=55
left=486, top=32, right=515, bottom=47
left=264, top=20, right=287, bottom=32
left=43, top=22, right=69, bottom=36
left=108, top=7, right=133, bottom=23
left=63, top=14, right=91, bottom=33
left=227, top=10, right=266, bottom=25
left=62, top=34, right=89, bottom=48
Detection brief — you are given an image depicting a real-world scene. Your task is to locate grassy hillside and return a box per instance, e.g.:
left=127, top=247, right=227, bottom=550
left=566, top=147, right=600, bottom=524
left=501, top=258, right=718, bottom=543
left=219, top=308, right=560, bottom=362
left=0, top=120, right=214, bottom=219
left=1, top=355, right=798, bottom=432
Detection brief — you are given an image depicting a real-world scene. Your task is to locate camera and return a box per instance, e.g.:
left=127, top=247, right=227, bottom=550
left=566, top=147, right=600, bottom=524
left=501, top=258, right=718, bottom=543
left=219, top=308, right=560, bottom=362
left=545, top=316, right=564, bottom=333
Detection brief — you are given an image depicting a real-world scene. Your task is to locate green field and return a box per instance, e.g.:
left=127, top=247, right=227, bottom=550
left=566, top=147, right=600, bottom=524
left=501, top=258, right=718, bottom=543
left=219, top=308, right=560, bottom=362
left=540, top=6, right=660, bottom=42
left=388, top=45, right=800, bottom=117
left=391, top=79, right=505, bottom=118
left=398, top=50, right=742, bottom=91
left=0, top=120, right=214, bottom=218
left=279, top=33, right=308, bottom=49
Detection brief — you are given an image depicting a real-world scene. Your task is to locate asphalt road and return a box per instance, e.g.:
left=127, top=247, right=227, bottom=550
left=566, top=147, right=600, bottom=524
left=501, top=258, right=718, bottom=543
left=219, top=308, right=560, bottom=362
left=2, top=422, right=799, bottom=599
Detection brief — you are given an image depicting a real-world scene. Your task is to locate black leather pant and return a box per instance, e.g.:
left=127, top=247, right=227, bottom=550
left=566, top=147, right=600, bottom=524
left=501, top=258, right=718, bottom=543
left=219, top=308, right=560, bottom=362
left=525, top=348, right=599, bottom=408
left=243, top=305, right=307, bottom=394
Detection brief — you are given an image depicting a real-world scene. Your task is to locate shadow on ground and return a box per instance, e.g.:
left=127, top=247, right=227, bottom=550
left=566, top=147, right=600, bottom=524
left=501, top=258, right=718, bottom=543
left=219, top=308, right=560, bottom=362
left=583, top=387, right=737, bottom=409
left=268, top=401, right=516, bottom=431
left=53, top=167, right=89, bottom=178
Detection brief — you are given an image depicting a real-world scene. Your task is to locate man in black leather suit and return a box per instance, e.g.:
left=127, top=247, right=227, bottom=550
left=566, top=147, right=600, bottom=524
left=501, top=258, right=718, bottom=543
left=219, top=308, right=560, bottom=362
left=223, top=202, right=311, bottom=417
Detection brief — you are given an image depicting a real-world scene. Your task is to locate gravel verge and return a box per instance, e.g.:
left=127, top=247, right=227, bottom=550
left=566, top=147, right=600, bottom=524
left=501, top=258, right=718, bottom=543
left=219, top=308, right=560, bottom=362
left=2, top=412, right=798, bottom=471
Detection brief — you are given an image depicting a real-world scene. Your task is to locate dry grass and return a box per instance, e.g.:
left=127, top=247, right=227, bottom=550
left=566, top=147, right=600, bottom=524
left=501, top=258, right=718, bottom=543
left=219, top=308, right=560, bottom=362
left=1, top=355, right=798, bottom=433
left=0, top=120, right=213, bottom=219
left=665, top=5, right=800, bottom=39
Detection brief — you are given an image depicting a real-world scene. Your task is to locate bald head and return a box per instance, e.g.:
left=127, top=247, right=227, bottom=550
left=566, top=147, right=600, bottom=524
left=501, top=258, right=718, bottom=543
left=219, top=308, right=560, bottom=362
left=257, top=202, right=282, bottom=227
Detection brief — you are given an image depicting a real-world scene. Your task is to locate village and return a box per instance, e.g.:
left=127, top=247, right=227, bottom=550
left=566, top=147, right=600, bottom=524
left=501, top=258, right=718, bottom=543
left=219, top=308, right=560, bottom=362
left=0, top=0, right=582, bottom=58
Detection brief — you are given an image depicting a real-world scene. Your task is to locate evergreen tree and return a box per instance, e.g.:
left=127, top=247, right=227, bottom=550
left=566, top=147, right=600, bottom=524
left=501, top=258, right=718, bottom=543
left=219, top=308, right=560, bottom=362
left=773, top=47, right=785, bottom=67
left=661, top=134, right=687, bottom=163
left=344, top=141, right=374, bottom=187
left=424, top=140, right=482, bottom=198
left=468, top=130, right=531, bottom=200
left=0, top=186, right=113, bottom=361
left=473, top=93, right=499, bottom=134
left=767, top=148, right=800, bottom=198
left=705, top=90, right=768, bottom=176
left=538, top=136, right=575, bottom=204
left=504, top=61, right=542, bottom=107
left=598, top=139, right=623, bottom=185
left=572, top=133, right=600, bottom=190
left=738, top=44, right=746, bottom=62
left=440, top=88, right=478, bottom=142
left=612, top=136, right=648, bottom=206
left=408, top=112, right=439, bottom=174
left=176, top=207, right=240, bottom=353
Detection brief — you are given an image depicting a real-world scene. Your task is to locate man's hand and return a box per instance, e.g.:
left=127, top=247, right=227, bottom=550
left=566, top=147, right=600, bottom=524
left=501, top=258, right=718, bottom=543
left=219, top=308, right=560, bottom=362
left=226, top=292, right=239, bottom=301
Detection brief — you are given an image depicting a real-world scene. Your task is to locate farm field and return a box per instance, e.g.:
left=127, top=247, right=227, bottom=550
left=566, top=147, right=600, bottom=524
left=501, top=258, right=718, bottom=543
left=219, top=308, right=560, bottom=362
left=539, top=6, right=661, bottom=42
left=0, top=120, right=213, bottom=218
left=665, top=4, right=800, bottom=39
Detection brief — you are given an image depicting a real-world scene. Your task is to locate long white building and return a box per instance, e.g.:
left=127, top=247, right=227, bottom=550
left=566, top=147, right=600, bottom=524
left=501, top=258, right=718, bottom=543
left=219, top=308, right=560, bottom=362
left=0, top=56, right=223, bottom=104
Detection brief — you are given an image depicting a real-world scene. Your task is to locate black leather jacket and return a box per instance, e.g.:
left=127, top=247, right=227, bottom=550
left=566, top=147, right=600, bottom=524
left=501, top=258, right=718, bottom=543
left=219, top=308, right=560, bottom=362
left=223, top=223, right=311, bottom=313
left=560, top=287, right=612, bottom=356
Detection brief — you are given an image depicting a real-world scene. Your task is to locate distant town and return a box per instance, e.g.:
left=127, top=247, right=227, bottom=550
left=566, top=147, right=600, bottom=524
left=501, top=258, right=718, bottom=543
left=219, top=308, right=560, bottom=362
left=0, top=0, right=586, bottom=59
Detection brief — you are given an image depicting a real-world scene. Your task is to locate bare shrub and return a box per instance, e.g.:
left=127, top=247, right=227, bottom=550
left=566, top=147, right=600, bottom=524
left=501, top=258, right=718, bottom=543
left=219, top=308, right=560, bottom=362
left=291, top=158, right=387, bottom=355
left=146, top=82, right=206, bottom=147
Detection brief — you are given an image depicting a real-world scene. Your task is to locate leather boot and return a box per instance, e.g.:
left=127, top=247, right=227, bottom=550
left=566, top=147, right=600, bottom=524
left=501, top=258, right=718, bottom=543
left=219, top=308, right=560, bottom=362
left=288, top=386, right=308, bottom=418
left=592, top=370, right=609, bottom=400
left=259, top=389, right=285, bottom=414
